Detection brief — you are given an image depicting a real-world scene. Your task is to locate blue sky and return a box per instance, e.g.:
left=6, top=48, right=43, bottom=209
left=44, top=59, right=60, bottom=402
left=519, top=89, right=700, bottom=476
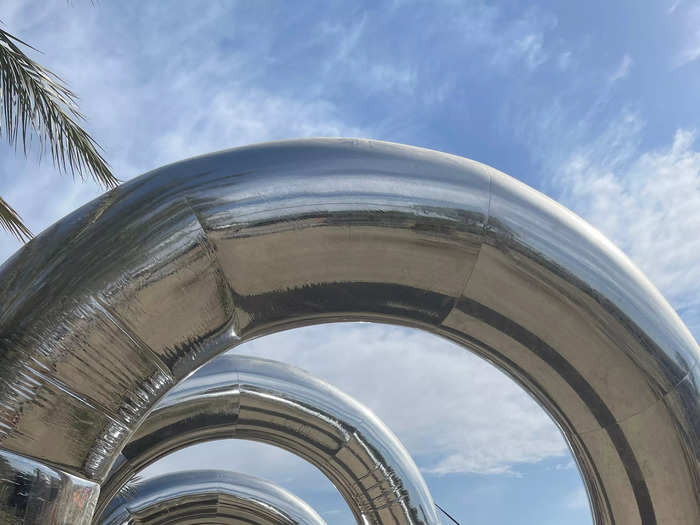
left=2, top=1, right=699, bottom=523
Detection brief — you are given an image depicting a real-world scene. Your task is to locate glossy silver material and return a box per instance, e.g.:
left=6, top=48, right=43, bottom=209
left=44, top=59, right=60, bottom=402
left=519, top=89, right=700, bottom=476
left=0, top=449, right=98, bottom=525
left=100, top=469, right=326, bottom=525
left=95, top=355, right=439, bottom=525
left=0, top=138, right=698, bottom=524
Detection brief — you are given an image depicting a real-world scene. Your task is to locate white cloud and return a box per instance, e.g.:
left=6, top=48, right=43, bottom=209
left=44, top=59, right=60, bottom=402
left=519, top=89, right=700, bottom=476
left=517, top=91, right=698, bottom=345
left=508, top=59, right=699, bottom=338
left=317, top=15, right=368, bottom=73
left=557, top=51, right=573, bottom=71
left=566, top=486, right=589, bottom=510
left=515, top=33, right=549, bottom=70
left=668, top=0, right=682, bottom=14
left=367, top=64, right=417, bottom=94
left=313, top=15, right=421, bottom=100
left=674, top=5, right=700, bottom=67
left=554, top=460, right=576, bottom=471
left=554, top=121, right=700, bottom=322
left=608, top=54, right=633, bottom=84
left=677, top=31, right=700, bottom=66
left=483, top=11, right=556, bottom=72
left=153, top=90, right=364, bottom=168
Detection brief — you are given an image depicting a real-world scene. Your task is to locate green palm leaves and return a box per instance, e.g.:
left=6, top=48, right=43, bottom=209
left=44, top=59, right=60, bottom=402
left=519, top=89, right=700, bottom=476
left=0, top=27, right=118, bottom=241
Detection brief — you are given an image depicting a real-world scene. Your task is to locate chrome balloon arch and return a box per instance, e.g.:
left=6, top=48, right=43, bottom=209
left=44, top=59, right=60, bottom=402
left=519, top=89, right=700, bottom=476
left=100, top=469, right=327, bottom=525
left=0, top=138, right=697, bottom=524
left=95, top=354, right=441, bottom=524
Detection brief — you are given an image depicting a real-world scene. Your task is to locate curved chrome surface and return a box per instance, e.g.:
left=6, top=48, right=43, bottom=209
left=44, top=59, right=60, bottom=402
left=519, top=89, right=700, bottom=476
left=0, top=450, right=98, bottom=525
left=0, top=138, right=698, bottom=524
left=100, top=469, right=326, bottom=525
left=95, top=355, right=439, bottom=525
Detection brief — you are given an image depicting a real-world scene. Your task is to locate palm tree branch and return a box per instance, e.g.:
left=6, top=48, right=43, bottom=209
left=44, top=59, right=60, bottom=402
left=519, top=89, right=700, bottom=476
left=0, top=28, right=118, bottom=188
left=0, top=196, right=31, bottom=241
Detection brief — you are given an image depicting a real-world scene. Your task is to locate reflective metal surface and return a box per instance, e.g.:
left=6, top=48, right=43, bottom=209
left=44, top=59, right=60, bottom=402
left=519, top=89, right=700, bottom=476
left=100, top=469, right=326, bottom=525
left=0, top=138, right=698, bottom=524
left=96, top=355, right=439, bottom=525
left=0, top=449, right=98, bottom=525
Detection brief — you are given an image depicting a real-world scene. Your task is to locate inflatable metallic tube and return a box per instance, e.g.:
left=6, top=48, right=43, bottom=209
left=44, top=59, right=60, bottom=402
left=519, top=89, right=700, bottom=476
left=0, top=138, right=698, bottom=524
left=99, top=469, right=326, bottom=525
left=94, top=354, right=439, bottom=525
left=0, top=450, right=98, bottom=524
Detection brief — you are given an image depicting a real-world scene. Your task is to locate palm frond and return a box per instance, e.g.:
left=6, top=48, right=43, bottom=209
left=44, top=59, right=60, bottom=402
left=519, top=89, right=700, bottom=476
left=0, top=27, right=119, bottom=240
left=0, top=196, right=31, bottom=241
left=0, top=28, right=118, bottom=187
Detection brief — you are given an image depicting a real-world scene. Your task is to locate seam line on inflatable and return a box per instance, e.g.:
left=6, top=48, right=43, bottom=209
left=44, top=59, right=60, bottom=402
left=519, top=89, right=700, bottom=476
left=183, top=194, right=240, bottom=340
left=444, top=170, right=493, bottom=328
left=92, top=296, right=174, bottom=383
left=579, top=363, right=697, bottom=434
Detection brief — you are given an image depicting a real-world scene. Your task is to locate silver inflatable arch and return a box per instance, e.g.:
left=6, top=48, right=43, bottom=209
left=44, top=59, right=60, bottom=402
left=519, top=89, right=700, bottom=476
left=0, top=138, right=698, bottom=524
left=96, top=355, right=439, bottom=524
left=100, top=470, right=326, bottom=525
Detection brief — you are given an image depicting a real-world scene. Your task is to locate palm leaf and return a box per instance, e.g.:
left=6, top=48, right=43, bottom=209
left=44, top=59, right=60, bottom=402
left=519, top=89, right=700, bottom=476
left=0, top=26, right=119, bottom=240
left=0, top=196, right=31, bottom=241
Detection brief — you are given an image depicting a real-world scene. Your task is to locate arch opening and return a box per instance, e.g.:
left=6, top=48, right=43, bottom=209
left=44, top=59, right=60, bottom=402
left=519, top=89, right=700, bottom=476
left=117, top=322, right=596, bottom=525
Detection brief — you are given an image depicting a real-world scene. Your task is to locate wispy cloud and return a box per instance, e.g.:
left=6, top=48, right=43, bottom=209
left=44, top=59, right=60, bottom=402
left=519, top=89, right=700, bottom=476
left=554, top=460, right=576, bottom=471
left=673, top=4, right=700, bottom=67
left=566, top=487, right=589, bottom=510
left=515, top=33, right=549, bottom=70
left=608, top=54, right=633, bottom=84
left=557, top=51, right=573, bottom=71
left=468, top=7, right=557, bottom=72
left=549, top=115, right=700, bottom=335
left=668, top=0, right=682, bottom=14
left=677, top=31, right=700, bottom=66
